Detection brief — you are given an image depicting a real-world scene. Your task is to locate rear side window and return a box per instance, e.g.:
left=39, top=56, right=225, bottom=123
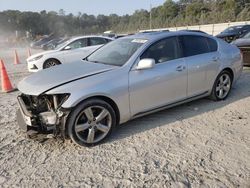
left=141, top=37, right=181, bottom=64
left=181, top=35, right=210, bottom=57
left=207, top=38, right=218, bottom=52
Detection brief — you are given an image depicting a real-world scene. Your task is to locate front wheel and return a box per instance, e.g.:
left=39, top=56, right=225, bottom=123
left=43, top=59, right=60, bottom=69
left=67, top=99, right=117, bottom=146
left=210, top=70, right=232, bottom=101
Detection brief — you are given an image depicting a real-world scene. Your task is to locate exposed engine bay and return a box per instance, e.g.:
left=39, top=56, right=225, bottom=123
left=17, top=94, right=70, bottom=138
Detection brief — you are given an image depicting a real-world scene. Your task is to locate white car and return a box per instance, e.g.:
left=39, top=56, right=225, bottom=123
left=27, top=36, right=113, bottom=72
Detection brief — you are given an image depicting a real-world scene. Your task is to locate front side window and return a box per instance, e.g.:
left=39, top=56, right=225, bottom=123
left=89, top=37, right=109, bottom=46
left=87, top=38, right=146, bottom=66
left=141, top=37, right=181, bottom=64
left=181, top=35, right=210, bottom=57
left=68, top=38, right=87, bottom=49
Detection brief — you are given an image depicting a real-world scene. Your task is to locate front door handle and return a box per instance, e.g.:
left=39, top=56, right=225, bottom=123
left=176, top=65, right=185, bottom=72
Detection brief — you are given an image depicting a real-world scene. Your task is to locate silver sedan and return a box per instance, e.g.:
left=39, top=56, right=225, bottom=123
left=17, top=31, right=243, bottom=146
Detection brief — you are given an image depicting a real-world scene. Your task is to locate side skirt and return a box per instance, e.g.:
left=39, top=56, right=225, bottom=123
left=132, top=91, right=209, bottom=120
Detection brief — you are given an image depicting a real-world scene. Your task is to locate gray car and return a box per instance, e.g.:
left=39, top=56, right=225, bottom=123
left=231, top=32, right=250, bottom=66
left=17, top=31, right=243, bottom=146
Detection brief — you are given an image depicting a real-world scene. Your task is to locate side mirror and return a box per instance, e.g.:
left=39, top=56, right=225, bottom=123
left=136, top=58, right=155, bottom=70
left=64, top=46, right=71, bottom=50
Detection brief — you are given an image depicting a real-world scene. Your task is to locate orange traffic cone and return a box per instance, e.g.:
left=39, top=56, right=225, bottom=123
left=0, top=59, right=15, bottom=92
left=14, top=50, right=20, bottom=65
left=27, top=48, right=31, bottom=58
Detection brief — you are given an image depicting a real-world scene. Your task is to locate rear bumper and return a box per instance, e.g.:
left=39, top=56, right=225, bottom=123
left=239, top=47, right=250, bottom=66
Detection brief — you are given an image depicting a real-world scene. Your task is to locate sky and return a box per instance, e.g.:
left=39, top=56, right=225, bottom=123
left=0, top=0, right=166, bottom=16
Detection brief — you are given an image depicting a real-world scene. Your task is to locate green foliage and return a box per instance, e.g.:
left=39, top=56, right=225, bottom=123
left=0, top=0, right=249, bottom=37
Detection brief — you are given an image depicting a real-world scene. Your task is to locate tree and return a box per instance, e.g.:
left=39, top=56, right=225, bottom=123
left=0, top=0, right=249, bottom=37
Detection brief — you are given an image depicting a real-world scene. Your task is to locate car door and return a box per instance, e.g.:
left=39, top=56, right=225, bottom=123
left=129, top=37, right=187, bottom=116
left=180, top=35, right=220, bottom=97
left=62, top=38, right=88, bottom=63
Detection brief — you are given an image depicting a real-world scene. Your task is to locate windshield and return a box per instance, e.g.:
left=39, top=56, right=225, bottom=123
left=54, top=38, right=71, bottom=50
left=87, top=38, right=147, bottom=66
left=222, top=26, right=243, bottom=33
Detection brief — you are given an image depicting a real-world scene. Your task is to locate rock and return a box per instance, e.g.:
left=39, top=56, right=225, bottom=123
left=0, top=176, right=6, bottom=184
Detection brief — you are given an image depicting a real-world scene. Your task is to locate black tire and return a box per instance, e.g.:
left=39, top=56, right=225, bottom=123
left=210, top=70, right=233, bottom=101
left=67, top=99, right=117, bottom=147
left=43, top=59, right=60, bottom=69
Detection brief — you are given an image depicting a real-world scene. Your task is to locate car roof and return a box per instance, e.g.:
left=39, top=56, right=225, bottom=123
left=229, top=25, right=250, bottom=28
left=123, top=31, right=213, bottom=42
left=66, top=35, right=114, bottom=44
left=55, top=35, right=114, bottom=50
left=180, top=29, right=207, bottom=34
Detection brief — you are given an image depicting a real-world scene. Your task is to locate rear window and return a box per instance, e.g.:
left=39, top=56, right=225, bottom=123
left=181, top=35, right=210, bottom=57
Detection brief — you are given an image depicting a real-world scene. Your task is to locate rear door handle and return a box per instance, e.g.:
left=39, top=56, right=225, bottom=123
left=176, top=65, right=185, bottom=72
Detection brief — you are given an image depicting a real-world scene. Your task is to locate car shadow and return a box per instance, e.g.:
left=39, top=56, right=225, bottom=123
left=108, top=68, right=250, bottom=143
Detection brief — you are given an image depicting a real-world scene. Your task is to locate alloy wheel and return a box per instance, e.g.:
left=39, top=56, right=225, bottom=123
left=44, top=61, right=58, bottom=68
left=74, top=106, right=112, bottom=144
left=215, top=73, right=231, bottom=99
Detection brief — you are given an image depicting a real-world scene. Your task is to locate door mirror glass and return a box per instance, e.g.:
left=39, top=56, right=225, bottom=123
left=64, top=46, right=71, bottom=50
left=136, top=58, right=155, bottom=70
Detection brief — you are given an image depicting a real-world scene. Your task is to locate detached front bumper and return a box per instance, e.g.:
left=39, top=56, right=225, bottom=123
left=16, top=109, right=29, bottom=132
left=16, top=95, right=70, bottom=138
left=17, top=95, right=53, bottom=134
left=17, top=95, right=36, bottom=130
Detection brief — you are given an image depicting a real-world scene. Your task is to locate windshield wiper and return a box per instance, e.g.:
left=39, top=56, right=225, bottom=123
left=83, top=57, right=88, bottom=61
left=83, top=57, right=102, bottom=64
left=91, top=60, right=105, bottom=64
left=84, top=59, right=121, bottom=66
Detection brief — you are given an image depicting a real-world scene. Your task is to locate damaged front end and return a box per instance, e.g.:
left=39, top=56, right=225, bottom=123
left=17, top=93, right=70, bottom=139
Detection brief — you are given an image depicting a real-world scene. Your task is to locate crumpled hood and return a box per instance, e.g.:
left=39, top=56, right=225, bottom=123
left=18, top=61, right=116, bottom=96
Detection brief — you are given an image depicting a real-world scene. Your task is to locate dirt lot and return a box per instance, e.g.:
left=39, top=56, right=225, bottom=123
left=0, top=48, right=250, bottom=187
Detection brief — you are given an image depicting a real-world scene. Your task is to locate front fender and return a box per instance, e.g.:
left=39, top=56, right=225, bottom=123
left=45, top=69, right=131, bottom=124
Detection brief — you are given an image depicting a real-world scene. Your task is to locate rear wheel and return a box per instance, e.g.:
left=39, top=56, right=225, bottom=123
left=67, top=99, right=116, bottom=146
left=43, top=59, right=60, bottom=69
left=210, top=70, right=232, bottom=101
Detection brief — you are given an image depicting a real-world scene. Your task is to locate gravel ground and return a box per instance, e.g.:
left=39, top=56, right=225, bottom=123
left=0, top=48, right=250, bottom=187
